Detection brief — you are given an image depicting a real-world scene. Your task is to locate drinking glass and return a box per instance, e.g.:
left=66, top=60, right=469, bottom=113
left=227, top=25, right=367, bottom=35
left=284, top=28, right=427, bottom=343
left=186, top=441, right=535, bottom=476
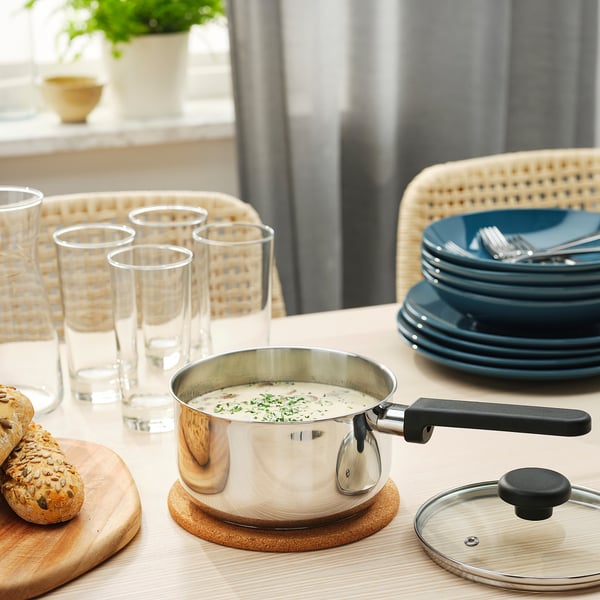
left=127, top=205, right=208, bottom=245
left=53, top=223, right=136, bottom=403
left=192, top=222, right=274, bottom=355
left=128, top=205, right=210, bottom=359
left=108, top=244, right=192, bottom=432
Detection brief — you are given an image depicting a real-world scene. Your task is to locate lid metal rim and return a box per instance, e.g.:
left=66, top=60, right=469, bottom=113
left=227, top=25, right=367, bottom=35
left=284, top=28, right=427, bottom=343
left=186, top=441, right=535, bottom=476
left=414, top=480, right=600, bottom=592
left=421, top=544, right=600, bottom=592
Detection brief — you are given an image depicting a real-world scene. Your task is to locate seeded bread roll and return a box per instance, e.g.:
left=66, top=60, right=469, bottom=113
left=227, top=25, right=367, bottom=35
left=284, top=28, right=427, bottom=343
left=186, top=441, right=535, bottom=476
left=0, top=385, right=35, bottom=465
left=1, top=422, right=84, bottom=525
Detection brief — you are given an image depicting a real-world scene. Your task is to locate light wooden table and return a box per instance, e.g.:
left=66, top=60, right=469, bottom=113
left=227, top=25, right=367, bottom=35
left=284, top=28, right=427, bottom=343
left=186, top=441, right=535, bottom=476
left=38, top=304, right=600, bottom=599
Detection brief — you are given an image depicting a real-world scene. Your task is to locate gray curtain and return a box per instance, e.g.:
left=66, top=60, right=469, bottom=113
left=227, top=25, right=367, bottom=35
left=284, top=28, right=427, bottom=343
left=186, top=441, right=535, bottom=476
left=227, top=0, right=598, bottom=314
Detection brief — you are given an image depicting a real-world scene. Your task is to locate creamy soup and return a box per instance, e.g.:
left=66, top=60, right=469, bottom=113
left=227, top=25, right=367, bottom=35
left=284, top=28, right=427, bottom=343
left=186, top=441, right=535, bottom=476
left=188, top=381, right=377, bottom=422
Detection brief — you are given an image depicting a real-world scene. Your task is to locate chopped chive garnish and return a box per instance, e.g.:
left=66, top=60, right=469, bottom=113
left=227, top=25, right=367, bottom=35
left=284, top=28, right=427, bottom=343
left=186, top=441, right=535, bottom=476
left=189, top=381, right=373, bottom=422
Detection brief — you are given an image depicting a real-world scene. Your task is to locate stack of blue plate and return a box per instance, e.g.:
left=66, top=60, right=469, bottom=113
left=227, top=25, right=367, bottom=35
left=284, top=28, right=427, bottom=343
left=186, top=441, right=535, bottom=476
left=398, top=208, right=600, bottom=380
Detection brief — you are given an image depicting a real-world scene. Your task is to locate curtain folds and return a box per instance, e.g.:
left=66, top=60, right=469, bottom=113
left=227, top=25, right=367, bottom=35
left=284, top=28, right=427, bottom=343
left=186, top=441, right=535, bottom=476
left=228, top=0, right=598, bottom=314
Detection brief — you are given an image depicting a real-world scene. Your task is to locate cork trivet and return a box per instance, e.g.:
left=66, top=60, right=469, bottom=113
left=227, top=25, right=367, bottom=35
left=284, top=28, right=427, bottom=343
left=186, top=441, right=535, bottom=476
left=167, top=479, right=399, bottom=552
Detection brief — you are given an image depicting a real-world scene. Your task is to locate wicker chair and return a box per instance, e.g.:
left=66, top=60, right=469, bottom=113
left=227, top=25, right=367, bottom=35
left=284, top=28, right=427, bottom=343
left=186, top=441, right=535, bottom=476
left=396, top=148, right=600, bottom=302
left=39, top=190, right=287, bottom=338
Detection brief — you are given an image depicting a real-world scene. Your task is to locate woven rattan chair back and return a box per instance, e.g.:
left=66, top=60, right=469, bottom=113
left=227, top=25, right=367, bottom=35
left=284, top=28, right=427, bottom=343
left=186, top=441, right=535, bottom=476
left=396, top=148, right=600, bottom=302
left=40, top=190, right=286, bottom=338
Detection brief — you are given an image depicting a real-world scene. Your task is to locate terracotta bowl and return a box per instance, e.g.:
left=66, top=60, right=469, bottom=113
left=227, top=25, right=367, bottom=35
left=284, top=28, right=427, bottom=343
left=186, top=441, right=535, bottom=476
left=39, top=76, right=104, bottom=123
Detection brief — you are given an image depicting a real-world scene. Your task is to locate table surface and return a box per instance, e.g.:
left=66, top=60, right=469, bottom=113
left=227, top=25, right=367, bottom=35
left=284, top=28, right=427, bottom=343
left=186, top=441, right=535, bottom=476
left=36, top=303, right=600, bottom=599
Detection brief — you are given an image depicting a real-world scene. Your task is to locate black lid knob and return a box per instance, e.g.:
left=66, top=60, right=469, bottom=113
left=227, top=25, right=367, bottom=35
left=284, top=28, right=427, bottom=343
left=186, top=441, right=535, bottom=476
left=498, top=467, right=571, bottom=521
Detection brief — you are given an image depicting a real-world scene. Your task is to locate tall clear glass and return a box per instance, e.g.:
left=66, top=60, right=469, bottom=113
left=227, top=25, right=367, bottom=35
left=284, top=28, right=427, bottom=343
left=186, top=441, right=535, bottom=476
left=53, top=223, right=136, bottom=404
left=0, top=187, right=62, bottom=414
left=128, top=205, right=210, bottom=359
left=192, top=223, right=274, bottom=355
left=108, top=244, right=192, bottom=433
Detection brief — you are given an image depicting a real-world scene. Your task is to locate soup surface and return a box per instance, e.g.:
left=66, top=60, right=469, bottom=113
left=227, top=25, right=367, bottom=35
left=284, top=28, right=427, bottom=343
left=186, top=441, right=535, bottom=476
left=188, top=381, right=376, bottom=422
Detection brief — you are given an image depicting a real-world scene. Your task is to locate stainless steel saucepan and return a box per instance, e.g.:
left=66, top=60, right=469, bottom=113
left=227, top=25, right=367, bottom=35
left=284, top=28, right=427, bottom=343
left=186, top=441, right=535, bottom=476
left=170, top=346, right=591, bottom=528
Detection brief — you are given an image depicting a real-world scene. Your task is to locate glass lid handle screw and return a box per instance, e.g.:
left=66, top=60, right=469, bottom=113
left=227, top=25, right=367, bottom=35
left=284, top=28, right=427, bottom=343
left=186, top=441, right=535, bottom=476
left=498, top=467, right=572, bottom=521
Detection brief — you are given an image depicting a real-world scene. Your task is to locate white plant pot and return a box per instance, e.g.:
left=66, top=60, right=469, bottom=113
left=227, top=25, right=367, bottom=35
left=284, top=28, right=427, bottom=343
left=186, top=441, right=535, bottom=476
left=102, top=31, right=190, bottom=119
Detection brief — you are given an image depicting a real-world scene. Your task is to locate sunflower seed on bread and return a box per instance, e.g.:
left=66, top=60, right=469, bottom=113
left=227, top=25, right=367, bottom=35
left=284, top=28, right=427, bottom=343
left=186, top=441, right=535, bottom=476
left=0, top=385, right=34, bottom=465
left=1, top=422, right=84, bottom=525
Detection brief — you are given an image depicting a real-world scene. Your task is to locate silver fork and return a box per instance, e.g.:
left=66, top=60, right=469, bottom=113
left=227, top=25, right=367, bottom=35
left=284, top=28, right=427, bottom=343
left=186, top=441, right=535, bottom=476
left=443, top=240, right=474, bottom=257
left=505, top=234, right=536, bottom=254
left=500, top=233, right=577, bottom=263
left=480, top=226, right=582, bottom=263
left=479, top=226, right=525, bottom=259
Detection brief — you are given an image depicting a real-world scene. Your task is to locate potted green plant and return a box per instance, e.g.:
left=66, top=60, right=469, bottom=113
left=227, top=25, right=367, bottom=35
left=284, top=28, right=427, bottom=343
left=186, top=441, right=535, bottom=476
left=26, top=0, right=226, bottom=118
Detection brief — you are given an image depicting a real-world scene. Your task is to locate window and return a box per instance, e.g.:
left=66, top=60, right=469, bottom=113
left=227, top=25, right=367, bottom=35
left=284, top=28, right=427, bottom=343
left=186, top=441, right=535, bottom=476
left=0, top=0, right=230, bottom=119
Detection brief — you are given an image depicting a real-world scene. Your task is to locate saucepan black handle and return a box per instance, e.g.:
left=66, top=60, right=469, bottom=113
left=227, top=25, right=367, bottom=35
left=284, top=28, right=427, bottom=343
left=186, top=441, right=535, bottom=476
left=370, top=397, right=592, bottom=444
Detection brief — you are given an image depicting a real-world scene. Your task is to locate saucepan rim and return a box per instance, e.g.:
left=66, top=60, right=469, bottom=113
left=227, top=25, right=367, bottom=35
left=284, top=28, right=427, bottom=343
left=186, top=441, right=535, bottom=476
left=169, top=345, right=398, bottom=425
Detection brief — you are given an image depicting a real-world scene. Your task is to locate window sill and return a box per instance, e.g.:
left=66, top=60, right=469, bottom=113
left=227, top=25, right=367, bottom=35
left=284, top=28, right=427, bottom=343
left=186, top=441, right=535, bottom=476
left=0, top=97, right=235, bottom=159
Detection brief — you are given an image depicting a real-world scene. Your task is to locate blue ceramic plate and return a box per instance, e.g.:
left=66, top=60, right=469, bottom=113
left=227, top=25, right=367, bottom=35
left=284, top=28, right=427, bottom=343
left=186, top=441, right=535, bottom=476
left=398, top=325, right=600, bottom=381
left=422, top=247, right=600, bottom=285
left=422, top=208, right=600, bottom=272
left=421, top=259, right=600, bottom=300
left=398, top=314, right=600, bottom=369
left=422, top=269, right=600, bottom=326
left=403, top=280, right=600, bottom=348
left=399, top=308, right=600, bottom=359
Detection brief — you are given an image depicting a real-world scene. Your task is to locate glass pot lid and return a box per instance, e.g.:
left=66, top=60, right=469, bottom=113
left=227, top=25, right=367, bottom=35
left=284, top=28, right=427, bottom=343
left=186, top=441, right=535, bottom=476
left=414, top=468, right=600, bottom=592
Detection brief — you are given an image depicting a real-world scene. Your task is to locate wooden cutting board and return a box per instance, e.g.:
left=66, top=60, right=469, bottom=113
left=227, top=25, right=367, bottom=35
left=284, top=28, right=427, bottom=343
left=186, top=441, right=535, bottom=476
left=0, top=438, right=142, bottom=600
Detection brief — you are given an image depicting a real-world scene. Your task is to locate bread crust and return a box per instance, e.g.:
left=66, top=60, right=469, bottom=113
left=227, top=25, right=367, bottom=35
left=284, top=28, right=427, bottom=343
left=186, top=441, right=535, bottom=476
left=0, top=385, right=35, bottom=465
left=1, top=422, right=85, bottom=525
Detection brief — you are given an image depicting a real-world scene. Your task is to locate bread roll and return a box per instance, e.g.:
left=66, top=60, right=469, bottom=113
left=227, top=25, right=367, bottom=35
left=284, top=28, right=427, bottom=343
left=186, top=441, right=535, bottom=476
left=0, top=385, right=35, bottom=465
left=1, top=422, right=84, bottom=524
